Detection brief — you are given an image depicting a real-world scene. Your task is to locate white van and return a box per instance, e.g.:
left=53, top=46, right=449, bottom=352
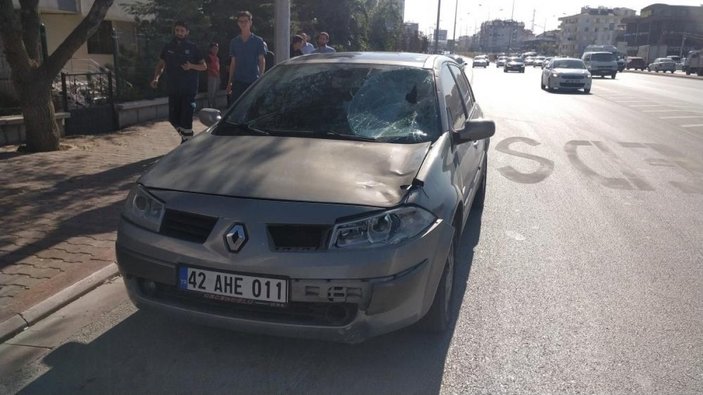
left=581, top=51, right=618, bottom=79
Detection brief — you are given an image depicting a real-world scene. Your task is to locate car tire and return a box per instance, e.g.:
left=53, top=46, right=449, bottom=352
left=503, top=69, right=507, bottom=73
left=583, top=87, right=591, bottom=94
left=541, top=80, right=546, bottom=90
left=420, top=226, right=456, bottom=333
left=611, top=73, right=616, bottom=79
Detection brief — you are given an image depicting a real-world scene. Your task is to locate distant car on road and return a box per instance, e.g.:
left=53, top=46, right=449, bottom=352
left=626, top=57, right=646, bottom=71
left=582, top=51, right=618, bottom=79
left=115, top=52, right=496, bottom=344
left=683, top=50, right=703, bottom=76
left=541, top=58, right=592, bottom=94
left=504, top=56, right=525, bottom=73
left=496, top=56, right=507, bottom=67
left=472, top=57, right=488, bottom=68
left=648, top=58, right=676, bottom=73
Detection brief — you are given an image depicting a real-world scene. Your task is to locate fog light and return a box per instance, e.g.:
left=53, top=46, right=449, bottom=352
left=141, top=279, right=157, bottom=296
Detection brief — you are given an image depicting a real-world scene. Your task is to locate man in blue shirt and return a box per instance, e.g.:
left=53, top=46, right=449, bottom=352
left=151, top=21, right=207, bottom=143
left=313, top=32, right=336, bottom=53
left=226, top=11, right=266, bottom=103
left=298, top=31, right=315, bottom=55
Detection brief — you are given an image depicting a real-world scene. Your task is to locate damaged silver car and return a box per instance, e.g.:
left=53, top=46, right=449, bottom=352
left=116, top=52, right=495, bottom=343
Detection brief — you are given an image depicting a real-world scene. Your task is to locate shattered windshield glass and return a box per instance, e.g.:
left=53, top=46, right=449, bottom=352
left=220, top=63, right=440, bottom=143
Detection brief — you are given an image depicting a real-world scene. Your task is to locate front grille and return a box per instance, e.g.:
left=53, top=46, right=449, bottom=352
left=561, top=74, right=585, bottom=80
left=560, top=82, right=585, bottom=88
left=267, top=225, right=330, bottom=252
left=143, top=281, right=357, bottom=326
left=159, top=209, right=218, bottom=243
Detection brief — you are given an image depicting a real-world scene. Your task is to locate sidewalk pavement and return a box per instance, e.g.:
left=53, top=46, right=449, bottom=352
left=0, top=119, right=204, bottom=341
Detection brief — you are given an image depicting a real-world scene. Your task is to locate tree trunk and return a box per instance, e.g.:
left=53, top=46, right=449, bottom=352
left=17, top=80, right=60, bottom=152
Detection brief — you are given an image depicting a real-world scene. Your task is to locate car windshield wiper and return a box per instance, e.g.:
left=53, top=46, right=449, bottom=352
left=315, top=130, right=379, bottom=142
left=216, top=122, right=270, bottom=136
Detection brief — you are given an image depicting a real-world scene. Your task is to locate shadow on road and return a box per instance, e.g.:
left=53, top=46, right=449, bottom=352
left=14, top=209, right=485, bottom=394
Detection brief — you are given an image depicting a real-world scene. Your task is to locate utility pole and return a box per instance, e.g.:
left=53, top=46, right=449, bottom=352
left=434, top=0, right=442, bottom=54
left=452, top=0, right=459, bottom=51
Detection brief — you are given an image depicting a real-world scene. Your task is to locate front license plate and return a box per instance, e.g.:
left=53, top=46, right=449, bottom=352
left=178, top=266, right=288, bottom=303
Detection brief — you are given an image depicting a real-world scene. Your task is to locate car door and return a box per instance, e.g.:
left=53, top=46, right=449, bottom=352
left=442, top=63, right=482, bottom=209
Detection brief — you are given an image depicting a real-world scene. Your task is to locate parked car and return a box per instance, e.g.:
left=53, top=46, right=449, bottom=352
left=504, top=56, right=525, bottom=73
left=648, top=57, right=676, bottom=73
left=582, top=51, right=618, bottom=79
left=541, top=58, right=592, bottom=93
left=496, top=56, right=507, bottom=67
left=626, top=57, right=646, bottom=71
left=115, top=52, right=495, bottom=343
left=666, top=55, right=683, bottom=70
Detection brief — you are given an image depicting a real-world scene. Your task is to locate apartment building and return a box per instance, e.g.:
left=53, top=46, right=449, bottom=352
left=557, top=6, right=635, bottom=57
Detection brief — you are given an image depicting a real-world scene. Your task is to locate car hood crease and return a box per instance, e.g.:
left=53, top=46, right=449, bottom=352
left=139, top=134, right=432, bottom=207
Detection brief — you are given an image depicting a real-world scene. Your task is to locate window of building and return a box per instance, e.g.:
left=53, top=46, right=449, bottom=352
left=87, top=21, right=114, bottom=55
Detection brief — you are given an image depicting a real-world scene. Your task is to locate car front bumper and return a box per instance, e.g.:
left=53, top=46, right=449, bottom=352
left=116, top=199, right=454, bottom=343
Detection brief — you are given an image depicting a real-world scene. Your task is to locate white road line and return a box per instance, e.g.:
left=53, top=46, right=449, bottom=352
left=681, top=124, right=703, bottom=128
left=659, top=115, right=703, bottom=119
left=643, top=109, right=703, bottom=113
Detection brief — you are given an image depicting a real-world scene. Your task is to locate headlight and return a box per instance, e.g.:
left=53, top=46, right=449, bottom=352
left=586, top=73, right=592, bottom=79
left=330, top=206, right=436, bottom=249
left=551, top=73, right=559, bottom=78
left=122, top=184, right=165, bottom=232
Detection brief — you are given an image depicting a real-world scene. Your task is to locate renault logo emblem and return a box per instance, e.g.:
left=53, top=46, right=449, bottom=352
left=225, top=223, right=247, bottom=252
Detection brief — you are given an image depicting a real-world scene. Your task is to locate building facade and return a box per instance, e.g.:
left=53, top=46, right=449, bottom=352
left=557, top=7, right=635, bottom=57
left=478, top=20, right=531, bottom=53
left=622, top=4, right=703, bottom=58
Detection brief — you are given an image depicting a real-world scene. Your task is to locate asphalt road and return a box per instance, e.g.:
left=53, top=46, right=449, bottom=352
left=2, top=64, right=702, bottom=394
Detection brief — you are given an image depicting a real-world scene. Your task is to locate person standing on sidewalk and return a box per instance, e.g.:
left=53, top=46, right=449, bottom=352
left=226, top=10, right=266, bottom=104
left=298, top=31, right=315, bottom=54
left=205, top=42, right=221, bottom=108
left=312, top=32, right=336, bottom=53
left=151, top=20, right=207, bottom=143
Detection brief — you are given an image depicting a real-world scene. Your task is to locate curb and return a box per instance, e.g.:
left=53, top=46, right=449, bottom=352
left=0, top=263, right=120, bottom=343
left=621, top=69, right=703, bottom=80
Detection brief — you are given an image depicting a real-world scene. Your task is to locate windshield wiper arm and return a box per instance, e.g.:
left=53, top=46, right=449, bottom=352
left=217, top=122, right=270, bottom=136
left=316, top=130, right=378, bottom=142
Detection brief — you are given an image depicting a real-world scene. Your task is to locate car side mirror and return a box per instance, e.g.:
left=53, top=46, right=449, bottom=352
left=454, top=119, right=495, bottom=144
left=198, top=108, right=222, bottom=127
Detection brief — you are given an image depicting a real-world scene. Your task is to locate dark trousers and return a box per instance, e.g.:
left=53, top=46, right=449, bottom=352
left=227, top=80, right=252, bottom=107
left=168, top=94, right=196, bottom=130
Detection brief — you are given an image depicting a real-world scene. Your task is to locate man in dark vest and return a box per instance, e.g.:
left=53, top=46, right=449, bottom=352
left=151, top=20, right=207, bottom=143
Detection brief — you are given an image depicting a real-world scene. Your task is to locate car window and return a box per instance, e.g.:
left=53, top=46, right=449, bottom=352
left=552, top=59, right=586, bottom=69
left=222, top=63, right=441, bottom=143
left=448, top=64, right=474, bottom=109
left=592, top=53, right=615, bottom=61
left=439, top=64, right=467, bottom=131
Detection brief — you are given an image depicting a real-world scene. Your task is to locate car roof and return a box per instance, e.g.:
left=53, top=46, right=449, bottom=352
left=284, top=52, right=444, bottom=69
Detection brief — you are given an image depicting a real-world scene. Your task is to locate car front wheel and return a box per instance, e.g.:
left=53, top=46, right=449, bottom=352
left=420, top=228, right=456, bottom=333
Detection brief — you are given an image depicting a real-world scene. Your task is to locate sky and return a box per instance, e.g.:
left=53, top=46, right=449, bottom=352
left=403, top=0, right=703, bottom=38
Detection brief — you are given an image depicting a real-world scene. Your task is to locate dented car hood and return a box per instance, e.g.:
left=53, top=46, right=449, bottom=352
left=140, top=133, right=431, bottom=207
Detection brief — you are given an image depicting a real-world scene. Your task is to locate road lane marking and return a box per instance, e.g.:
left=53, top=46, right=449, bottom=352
left=643, top=109, right=703, bottom=113
left=681, top=124, right=703, bottom=128
left=659, top=115, right=703, bottom=119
